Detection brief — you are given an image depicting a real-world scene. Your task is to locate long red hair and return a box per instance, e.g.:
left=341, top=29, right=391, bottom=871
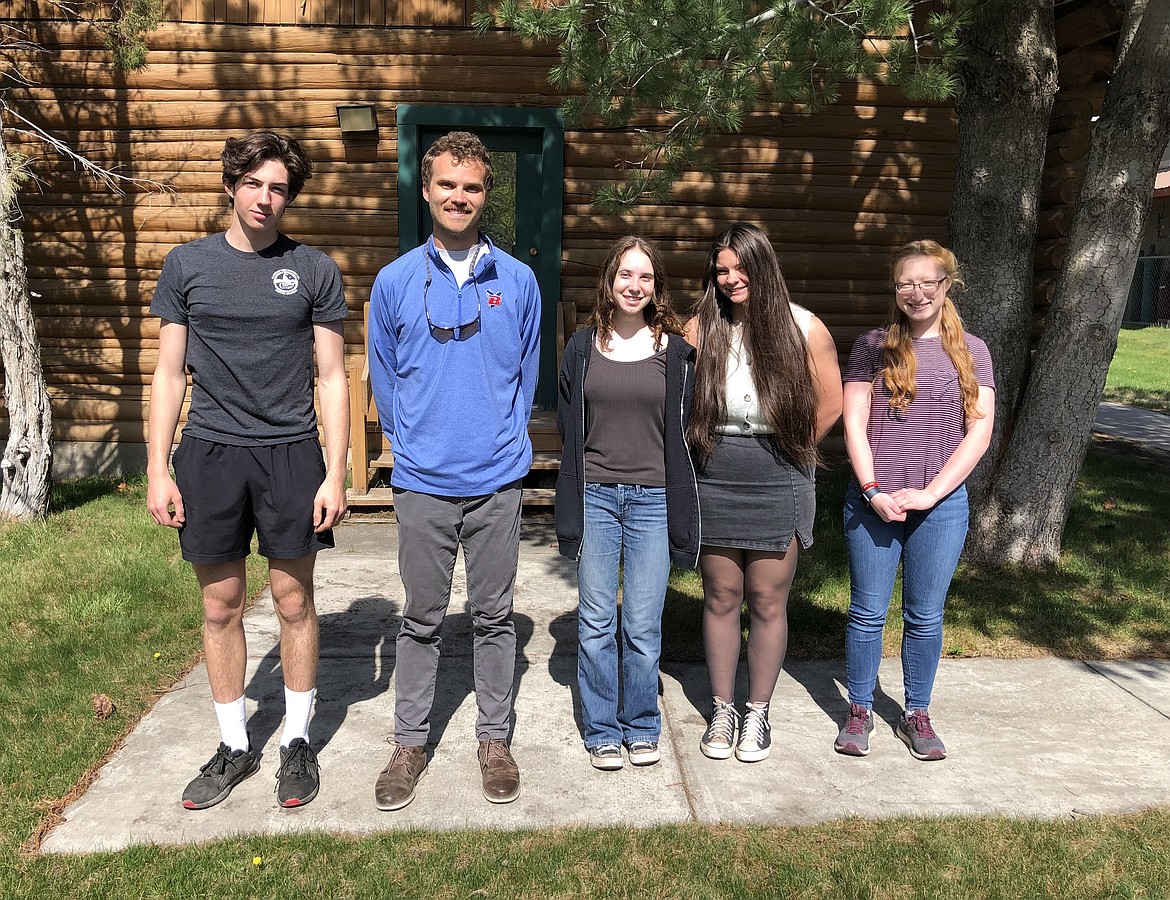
left=881, top=240, right=983, bottom=422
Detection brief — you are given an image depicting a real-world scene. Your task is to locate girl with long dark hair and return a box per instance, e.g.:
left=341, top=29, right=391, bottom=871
left=685, top=223, right=842, bottom=762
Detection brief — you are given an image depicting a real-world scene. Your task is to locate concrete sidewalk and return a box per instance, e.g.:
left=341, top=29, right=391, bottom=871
left=1094, top=401, right=1170, bottom=453
left=42, top=523, right=1170, bottom=854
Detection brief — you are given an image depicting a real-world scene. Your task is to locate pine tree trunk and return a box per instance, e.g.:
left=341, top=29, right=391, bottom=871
left=0, top=135, right=52, bottom=520
left=969, top=0, right=1170, bottom=565
left=947, top=1, right=1058, bottom=510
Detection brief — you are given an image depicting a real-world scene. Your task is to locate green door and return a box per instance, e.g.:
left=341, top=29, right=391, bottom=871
left=397, top=106, right=564, bottom=410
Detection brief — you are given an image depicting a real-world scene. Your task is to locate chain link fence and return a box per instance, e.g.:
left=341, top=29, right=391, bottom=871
left=1124, top=255, right=1170, bottom=325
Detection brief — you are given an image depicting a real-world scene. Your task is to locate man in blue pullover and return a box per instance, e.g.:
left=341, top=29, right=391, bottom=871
left=367, top=131, right=541, bottom=810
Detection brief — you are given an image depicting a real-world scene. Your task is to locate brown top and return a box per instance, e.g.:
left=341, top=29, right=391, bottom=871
left=583, top=345, right=667, bottom=487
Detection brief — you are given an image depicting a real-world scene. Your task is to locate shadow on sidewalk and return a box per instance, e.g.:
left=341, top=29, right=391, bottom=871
left=426, top=607, right=535, bottom=747
left=243, top=599, right=538, bottom=754
left=548, top=609, right=584, bottom=742
left=783, top=661, right=903, bottom=734
left=244, top=594, right=400, bottom=755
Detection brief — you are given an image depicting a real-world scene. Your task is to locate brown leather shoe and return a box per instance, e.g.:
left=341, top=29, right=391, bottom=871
left=477, top=738, right=520, bottom=804
left=374, top=741, right=427, bottom=811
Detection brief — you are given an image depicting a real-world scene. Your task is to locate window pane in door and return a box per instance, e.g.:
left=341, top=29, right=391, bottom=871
left=481, top=151, right=516, bottom=254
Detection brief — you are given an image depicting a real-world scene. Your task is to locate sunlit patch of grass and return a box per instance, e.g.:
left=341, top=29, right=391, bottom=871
left=6, top=813, right=1170, bottom=898
left=0, top=476, right=268, bottom=857
left=666, top=446, right=1169, bottom=661
left=1104, top=325, right=1170, bottom=414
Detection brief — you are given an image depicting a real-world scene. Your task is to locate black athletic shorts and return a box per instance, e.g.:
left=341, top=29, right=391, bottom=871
left=172, top=435, right=335, bottom=564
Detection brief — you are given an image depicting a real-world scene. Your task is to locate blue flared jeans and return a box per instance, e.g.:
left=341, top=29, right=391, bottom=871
left=577, top=483, right=670, bottom=749
left=843, top=483, right=969, bottom=711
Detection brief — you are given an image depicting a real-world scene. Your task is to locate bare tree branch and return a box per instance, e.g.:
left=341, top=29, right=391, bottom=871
left=2, top=107, right=175, bottom=197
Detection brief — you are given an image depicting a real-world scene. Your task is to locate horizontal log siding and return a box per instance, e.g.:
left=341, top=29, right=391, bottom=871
left=3, top=0, right=476, bottom=27
left=4, top=20, right=962, bottom=446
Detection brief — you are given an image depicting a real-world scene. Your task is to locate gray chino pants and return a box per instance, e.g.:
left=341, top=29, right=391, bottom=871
left=392, top=483, right=522, bottom=745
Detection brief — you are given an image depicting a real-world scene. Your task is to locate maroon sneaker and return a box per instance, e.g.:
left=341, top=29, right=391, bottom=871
left=834, top=704, right=874, bottom=757
left=897, top=710, right=947, bottom=760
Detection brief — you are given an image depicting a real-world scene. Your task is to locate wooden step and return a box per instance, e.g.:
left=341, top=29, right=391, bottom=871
left=363, top=449, right=561, bottom=469
left=369, top=449, right=395, bottom=467
left=529, top=451, right=561, bottom=469
left=347, top=487, right=395, bottom=507
left=347, top=486, right=555, bottom=508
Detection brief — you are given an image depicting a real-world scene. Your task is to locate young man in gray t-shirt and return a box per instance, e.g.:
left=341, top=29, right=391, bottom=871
left=146, top=132, right=349, bottom=810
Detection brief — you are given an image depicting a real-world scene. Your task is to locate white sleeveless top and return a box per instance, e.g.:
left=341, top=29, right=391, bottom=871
left=718, top=304, right=814, bottom=436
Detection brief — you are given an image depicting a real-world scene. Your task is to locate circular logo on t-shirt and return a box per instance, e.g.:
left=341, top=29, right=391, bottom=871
left=272, top=269, right=300, bottom=295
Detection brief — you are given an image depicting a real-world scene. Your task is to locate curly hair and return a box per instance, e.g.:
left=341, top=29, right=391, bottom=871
left=881, top=240, right=984, bottom=423
left=220, top=131, right=313, bottom=200
left=421, top=131, right=494, bottom=193
left=589, top=236, right=683, bottom=351
left=687, top=223, right=818, bottom=470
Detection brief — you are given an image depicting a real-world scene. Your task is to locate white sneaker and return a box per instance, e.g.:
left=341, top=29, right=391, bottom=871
left=589, top=744, right=624, bottom=770
left=627, top=740, right=660, bottom=766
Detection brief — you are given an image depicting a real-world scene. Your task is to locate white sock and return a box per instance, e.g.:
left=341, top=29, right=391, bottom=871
left=214, top=696, right=249, bottom=752
left=281, top=687, right=316, bottom=748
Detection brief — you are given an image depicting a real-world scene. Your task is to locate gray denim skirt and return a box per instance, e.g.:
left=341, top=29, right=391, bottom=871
left=696, top=434, right=815, bottom=552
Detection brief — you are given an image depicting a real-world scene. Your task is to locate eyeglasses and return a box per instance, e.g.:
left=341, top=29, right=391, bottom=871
left=894, top=277, right=948, bottom=297
left=423, top=245, right=483, bottom=340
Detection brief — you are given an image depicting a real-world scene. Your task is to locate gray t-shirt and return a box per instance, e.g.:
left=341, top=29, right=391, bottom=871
left=150, top=232, right=348, bottom=445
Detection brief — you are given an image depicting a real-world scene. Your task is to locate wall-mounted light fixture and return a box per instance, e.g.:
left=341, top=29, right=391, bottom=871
left=336, top=102, right=378, bottom=135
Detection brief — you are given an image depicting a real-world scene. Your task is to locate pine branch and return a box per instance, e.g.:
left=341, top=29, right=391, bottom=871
left=482, top=0, right=966, bottom=208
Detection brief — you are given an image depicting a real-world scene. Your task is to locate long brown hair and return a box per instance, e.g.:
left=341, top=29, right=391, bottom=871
left=882, top=240, right=983, bottom=422
left=589, top=236, right=683, bottom=351
left=687, top=223, right=818, bottom=469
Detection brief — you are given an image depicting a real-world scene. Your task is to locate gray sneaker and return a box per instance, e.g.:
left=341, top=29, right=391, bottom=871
left=834, top=704, right=874, bottom=757
left=182, top=742, right=260, bottom=810
left=627, top=740, right=660, bottom=766
left=897, top=709, right=947, bottom=761
left=589, top=744, right=624, bottom=770
left=700, top=698, right=739, bottom=759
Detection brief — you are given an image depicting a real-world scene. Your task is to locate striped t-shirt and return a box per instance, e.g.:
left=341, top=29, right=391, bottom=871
left=843, top=328, right=995, bottom=493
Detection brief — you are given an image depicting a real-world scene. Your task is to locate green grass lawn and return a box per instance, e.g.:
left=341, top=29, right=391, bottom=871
left=1104, top=324, right=1170, bottom=414
left=2, top=458, right=1169, bottom=898
left=0, top=479, right=270, bottom=863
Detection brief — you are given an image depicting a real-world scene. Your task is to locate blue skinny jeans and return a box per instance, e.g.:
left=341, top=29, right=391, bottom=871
left=843, top=483, right=969, bottom=711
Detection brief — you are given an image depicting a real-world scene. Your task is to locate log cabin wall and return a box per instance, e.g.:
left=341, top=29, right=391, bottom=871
left=0, top=1, right=1113, bottom=476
